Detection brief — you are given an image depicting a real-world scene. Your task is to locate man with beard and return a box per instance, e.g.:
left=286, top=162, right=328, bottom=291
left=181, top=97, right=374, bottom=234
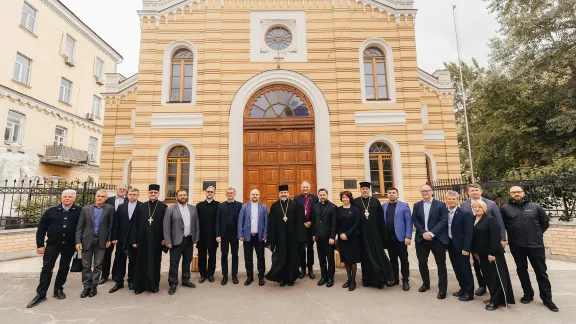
left=196, top=186, right=219, bottom=283
left=294, top=181, right=319, bottom=279
left=352, top=182, right=394, bottom=289
left=265, top=185, right=306, bottom=286
left=311, top=188, right=337, bottom=287
left=238, top=189, right=268, bottom=286
left=216, top=187, right=242, bottom=285
left=130, top=184, right=168, bottom=294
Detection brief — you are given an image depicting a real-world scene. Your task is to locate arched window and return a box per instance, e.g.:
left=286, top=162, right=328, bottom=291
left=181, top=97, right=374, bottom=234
left=363, top=47, right=388, bottom=100
left=246, top=85, right=312, bottom=118
left=170, top=49, right=193, bottom=102
left=369, top=142, right=394, bottom=196
left=166, top=146, right=190, bottom=201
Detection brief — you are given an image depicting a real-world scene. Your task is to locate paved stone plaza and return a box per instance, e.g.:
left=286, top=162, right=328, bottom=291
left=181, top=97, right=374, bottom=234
left=0, top=243, right=574, bottom=323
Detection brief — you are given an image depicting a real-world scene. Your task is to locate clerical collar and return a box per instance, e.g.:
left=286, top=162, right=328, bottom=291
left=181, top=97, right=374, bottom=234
left=227, top=200, right=235, bottom=203
left=389, top=201, right=397, bottom=205
left=321, top=201, right=326, bottom=205
left=206, top=199, right=213, bottom=203
left=149, top=200, right=158, bottom=204
left=361, top=196, right=370, bottom=200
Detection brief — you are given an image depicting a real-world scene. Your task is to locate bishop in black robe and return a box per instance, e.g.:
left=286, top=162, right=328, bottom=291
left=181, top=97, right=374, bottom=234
left=130, top=185, right=167, bottom=293
left=265, top=185, right=306, bottom=286
left=352, top=182, right=394, bottom=288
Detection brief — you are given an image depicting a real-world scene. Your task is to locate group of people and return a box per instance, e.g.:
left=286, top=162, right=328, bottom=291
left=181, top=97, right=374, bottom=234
left=26, top=180, right=558, bottom=313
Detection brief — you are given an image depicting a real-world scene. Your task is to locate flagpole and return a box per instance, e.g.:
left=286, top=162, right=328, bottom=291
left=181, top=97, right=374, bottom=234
left=452, top=5, right=476, bottom=183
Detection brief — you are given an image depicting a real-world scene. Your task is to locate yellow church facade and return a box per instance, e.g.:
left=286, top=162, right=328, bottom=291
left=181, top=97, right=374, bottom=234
left=100, top=0, right=460, bottom=207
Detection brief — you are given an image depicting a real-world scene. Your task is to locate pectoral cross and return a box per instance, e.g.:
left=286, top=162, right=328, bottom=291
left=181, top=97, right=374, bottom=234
left=148, top=217, right=153, bottom=225
left=275, top=52, right=284, bottom=69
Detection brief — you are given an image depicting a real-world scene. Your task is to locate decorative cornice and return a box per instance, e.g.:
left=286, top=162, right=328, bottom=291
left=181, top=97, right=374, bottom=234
left=102, top=73, right=138, bottom=104
left=418, top=68, right=455, bottom=98
left=138, top=0, right=417, bottom=27
left=0, top=84, right=103, bottom=134
left=40, top=0, right=123, bottom=63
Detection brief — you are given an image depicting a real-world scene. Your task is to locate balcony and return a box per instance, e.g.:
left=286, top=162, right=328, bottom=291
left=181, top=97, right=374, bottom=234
left=41, top=145, right=88, bottom=167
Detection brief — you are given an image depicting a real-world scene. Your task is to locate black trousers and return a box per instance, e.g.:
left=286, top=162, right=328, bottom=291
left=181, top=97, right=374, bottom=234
left=447, top=240, right=474, bottom=296
left=510, top=246, right=552, bottom=301
left=168, top=236, right=194, bottom=286
left=299, top=227, right=314, bottom=270
left=198, top=245, right=217, bottom=277
left=36, top=243, right=75, bottom=296
left=386, top=233, right=410, bottom=282
left=112, top=243, right=136, bottom=285
left=221, top=234, right=239, bottom=278
left=473, top=256, right=486, bottom=288
left=101, top=243, right=115, bottom=280
left=243, top=234, right=266, bottom=279
left=316, top=238, right=335, bottom=280
left=415, top=238, right=447, bottom=291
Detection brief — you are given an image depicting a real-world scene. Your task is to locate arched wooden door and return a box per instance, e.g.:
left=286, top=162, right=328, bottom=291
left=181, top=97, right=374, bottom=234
left=243, top=84, right=316, bottom=207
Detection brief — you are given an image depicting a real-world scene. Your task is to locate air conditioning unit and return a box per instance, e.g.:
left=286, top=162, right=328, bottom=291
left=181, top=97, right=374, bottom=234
left=63, top=54, right=75, bottom=67
left=95, top=75, right=104, bottom=85
left=86, top=113, right=95, bottom=121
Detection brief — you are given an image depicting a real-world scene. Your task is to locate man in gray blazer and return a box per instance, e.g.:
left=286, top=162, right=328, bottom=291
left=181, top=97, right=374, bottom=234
left=164, top=189, right=200, bottom=295
left=75, top=189, right=114, bottom=298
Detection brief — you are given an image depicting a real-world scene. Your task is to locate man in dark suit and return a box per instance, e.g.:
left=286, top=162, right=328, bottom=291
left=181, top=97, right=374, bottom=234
left=109, top=188, right=140, bottom=293
left=101, top=184, right=127, bottom=284
left=412, top=184, right=449, bottom=299
left=238, top=189, right=268, bottom=286
left=216, top=187, right=243, bottom=285
left=311, top=188, right=337, bottom=287
left=294, top=181, right=319, bottom=279
left=445, top=191, right=475, bottom=301
left=196, top=186, right=219, bottom=283
left=75, top=189, right=114, bottom=298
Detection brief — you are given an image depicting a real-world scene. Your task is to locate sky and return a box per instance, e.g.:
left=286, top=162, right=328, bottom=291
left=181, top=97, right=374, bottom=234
left=59, top=0, right=500, bottom=76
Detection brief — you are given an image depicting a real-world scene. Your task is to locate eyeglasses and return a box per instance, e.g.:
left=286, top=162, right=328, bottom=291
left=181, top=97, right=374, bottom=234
left=149, top=191, right=159, bottom=194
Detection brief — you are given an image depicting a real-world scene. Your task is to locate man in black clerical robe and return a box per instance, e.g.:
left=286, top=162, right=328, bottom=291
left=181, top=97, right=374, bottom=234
left=352, top=181, right=394, bottom=289
left=130, top=184, right=168, bottom=294
left=265, top=185, right=306, bottom=286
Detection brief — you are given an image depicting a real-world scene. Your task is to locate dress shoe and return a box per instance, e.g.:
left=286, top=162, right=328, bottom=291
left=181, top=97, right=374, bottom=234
left=134, top=290, right=143, bottom=295
left=520, top=295, right=534, bottom=304
left=182, top=281, right=196, bottom=288
left=199, top=276, right=206, bottom=283
left=287, top=281, right=294, bottom=286
left=392, top=280, right=400, bottom=286
left=475, top=286, right=486, bottom=296
left=453, top=290, right=463, bottom=297
left=221, top=277, right=228, bottom=285
left=244, top=277, right=254, bottom=286
left=317, top=278, right=327, bottom=286
left=458, top=295, right=474, bottom=301
left=298, top=269, right=306, bottom=279
left=168, top=286, right=176, bottom=295
left=418, top=284, right=430, bottom=292
left=326, top=279, right=334, bottom=288
left=258, top=278, right=265, bottom=286
left=402, top=281, right=410, bottom=291
left=386, top=281, right=395, bottom=287
left=232, top=276, right=239, bottom=284
left=98, top=277, right=108, bottom=285
left=80, top=289, right=90, bottom=298
left=308, top=270, right=315, bottom=279
left=544, top=300, right=559, bottom=312
left=348, top=281, right=356, bottom=291
left=108, top=284, right=124, bottom=293
left=279, top=281, right=287, bottom=287
left=128, top=282, right=134, bottom=290
left=483, top=300, right=491, bottom=305
left=152, top=288, right=159, bottom=293
left=485, top=302, right=498, bottom=311
left=53, top=289, right=66, bottom=300
left=208, top=275, right=215, bottom=283
left=377, top=284, right=385, bottom=289
left=26, top=294, right=47, bottom=308
left=88, top=287, right=97, bottom=297
left=342, top=280, right=350, bottom=289
left=437, top=291, right=447, bottom=299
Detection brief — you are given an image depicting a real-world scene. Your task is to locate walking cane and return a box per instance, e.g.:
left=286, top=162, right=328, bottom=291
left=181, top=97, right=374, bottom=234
left=494, top=259, right=508, bottom=308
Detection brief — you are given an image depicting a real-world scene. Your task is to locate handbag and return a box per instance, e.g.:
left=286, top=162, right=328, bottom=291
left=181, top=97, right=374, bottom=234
left=70, top=251, right=83, bottom=272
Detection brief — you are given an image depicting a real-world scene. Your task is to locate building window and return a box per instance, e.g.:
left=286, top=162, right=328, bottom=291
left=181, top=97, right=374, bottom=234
left=59, top=78, right=72, bottom=104
left=421, top=104, right=429, bottom=124
left=369, top=142, right=394, bottom=196
left=363, top=47, right=388, bottom=100
left=247, top=85, right=311, bottom=118
left=54, top=126, right=67, bottom=146
left=20, top=2, right=37, bottom=33
left=94, top=57, right=104, bottom=78
left=265, top=26, right=293, bottom=51
left=170, top=49, right=193, bottom=103
left=92, top=95, right=101, bottom=117
left=13, top=53, right=31, bottom=86
left=4, top=111, right=24, bottom=144
left=166, top=146, right=190, bottom=201
left=65, top=34, right=75, bottom=59
left=88, top=137, right=98, bottom=162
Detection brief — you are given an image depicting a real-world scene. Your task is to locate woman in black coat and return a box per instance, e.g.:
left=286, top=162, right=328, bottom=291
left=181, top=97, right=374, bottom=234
left=471, top=199, right=515, bottom=311
left=336, top=190, right=361, bottom=291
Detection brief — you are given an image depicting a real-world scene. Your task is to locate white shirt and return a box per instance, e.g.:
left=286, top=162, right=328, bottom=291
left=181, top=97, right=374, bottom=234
left=423, top=199, right=433, bottom=232
left=179, top=203, right=191, bottom=236
left=127, top=201, right=137, bottom=220
left=250, top=202, right=259, bottom=234
left=115, top=196, right=125, bottom=211
left=448, top=207, right=457, bottom=239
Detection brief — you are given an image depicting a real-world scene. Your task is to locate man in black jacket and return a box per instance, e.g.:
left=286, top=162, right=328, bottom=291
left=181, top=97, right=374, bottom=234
left=216, top=187, right=243, bottom=285
left=196, top=186, right=219, bottom=283
left=501, top=186, right=558, bottom=312
left=27, top=189, right=81, bottom=308
left=311, top=188, right=337, bottom=287
left=294, top=181, right=319, bottom=279
left=101, top=184, right=128, bottom=284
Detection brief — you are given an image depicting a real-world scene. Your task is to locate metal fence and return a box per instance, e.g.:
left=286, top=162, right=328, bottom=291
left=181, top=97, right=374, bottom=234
left=430, top=174, right=576, bottom=221
left=0, top=180, right=116, bottom=230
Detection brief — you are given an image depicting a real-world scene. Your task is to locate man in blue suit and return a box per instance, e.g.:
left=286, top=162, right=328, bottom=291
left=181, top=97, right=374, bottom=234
left=445, top=191, right=475, bottom=301
left=412, top=184, right=449, bottom=299
left=238, top=189, right=268, bottom=286
left=382, top=187, right=412, bottom=291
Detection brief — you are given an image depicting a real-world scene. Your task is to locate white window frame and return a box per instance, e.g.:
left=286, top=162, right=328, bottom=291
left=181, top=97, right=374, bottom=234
left=161, top=41, right=198, bottom=106
left=358, top=38, right=397, bottom=104
left=92, top=95, right=101, bottom=117
left=4, top=111, right=25, bottom=144
left=88, top=137, right=98, bottom=163
left=59, top=78, right=72, bottom=104
left=94, top=57, right=104, bottom=79
left=13, top=53, right=31, bottom=86
left=421, top=104, right=429, bottom=124
left=54, top=126, right=67, bottom=146
left=64, top=34, right=76, bottom=60
left=20, top=2, right=38, bottom=34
